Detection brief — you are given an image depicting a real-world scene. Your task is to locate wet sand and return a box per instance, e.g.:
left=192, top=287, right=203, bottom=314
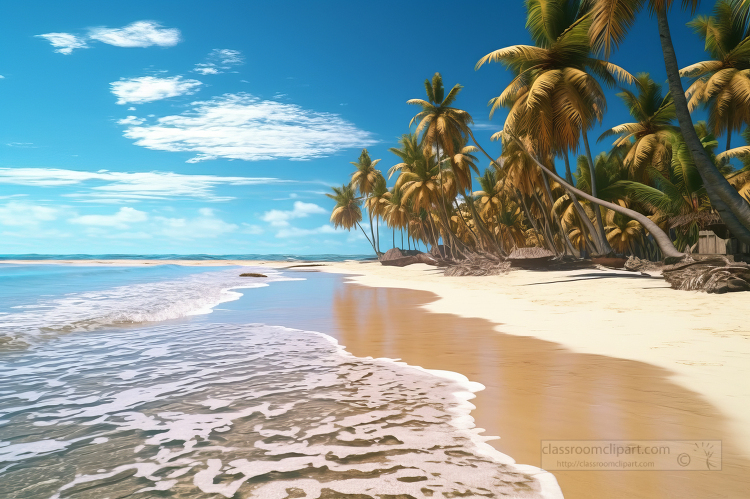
left=234, top=271, right=750, bottom=499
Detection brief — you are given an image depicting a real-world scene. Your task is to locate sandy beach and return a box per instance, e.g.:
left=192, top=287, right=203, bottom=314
left=4, top=259, right=749, bottom=497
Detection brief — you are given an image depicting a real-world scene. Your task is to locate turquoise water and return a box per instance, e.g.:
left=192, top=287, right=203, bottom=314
left=0, top=254, right=371, bottom=261
left=0, top=264, right=561, bottom=498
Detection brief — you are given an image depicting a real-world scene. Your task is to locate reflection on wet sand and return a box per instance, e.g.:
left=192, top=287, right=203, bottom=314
left=238, top=271, right=749, bottom=499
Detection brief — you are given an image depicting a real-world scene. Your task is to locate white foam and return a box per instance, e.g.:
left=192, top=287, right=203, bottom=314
left=1, top=321, right=561, bottom=498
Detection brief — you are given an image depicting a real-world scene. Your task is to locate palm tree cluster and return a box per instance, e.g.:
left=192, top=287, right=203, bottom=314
left=328, top=0, right=750, bottom=262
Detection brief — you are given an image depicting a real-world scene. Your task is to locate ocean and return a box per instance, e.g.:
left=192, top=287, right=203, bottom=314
left=0, top=263, right=560, bottom=498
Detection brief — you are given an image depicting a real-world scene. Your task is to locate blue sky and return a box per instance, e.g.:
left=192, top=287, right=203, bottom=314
left=0, top=0, right=715, bottom=255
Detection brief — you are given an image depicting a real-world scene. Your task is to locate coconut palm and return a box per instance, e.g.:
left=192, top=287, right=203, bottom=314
left=598, top=73, right=678, bottom=182
left=365, top=175, right=389, bottom=252
left=383, top=185, right=410, bottom=249
left=606, top=129, right=717, bottom=251
left=476, top=0, right=636, bottom=252
left=350, top=149, right=384, bottom=254
left=326, top=184, right=377, bottom=254
left=588, top=0, right=750, bottom=244
left=682, top=0, right=750, bottom=151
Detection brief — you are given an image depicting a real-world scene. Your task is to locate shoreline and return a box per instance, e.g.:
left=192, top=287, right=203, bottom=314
left=316, top=261, right=750, bottom=460
left=4, top=258, right=750, bottom=497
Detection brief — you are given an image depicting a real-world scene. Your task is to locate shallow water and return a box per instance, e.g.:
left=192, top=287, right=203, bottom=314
left=0, top=265, right=558, bottom=498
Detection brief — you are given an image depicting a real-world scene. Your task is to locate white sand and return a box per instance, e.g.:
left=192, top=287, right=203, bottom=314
left=319, top=261, right=750, bottom=459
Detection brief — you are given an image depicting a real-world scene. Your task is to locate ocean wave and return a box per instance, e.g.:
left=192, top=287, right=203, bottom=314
left=0, top=322, right=561, bottom=498
left=0, top=268, right=293, bottom=344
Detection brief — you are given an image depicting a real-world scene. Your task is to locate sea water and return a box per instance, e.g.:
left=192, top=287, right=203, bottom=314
left=0, top=264, right=561, bottom=498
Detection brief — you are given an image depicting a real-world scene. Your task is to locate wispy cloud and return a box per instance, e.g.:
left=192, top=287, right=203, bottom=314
left=37, top=21, right=180, bottom=55
left=275, top=225, right=337, bottom=238
left=0, top=168, right=287, bottom=202
left=154, top=208, right=237, bottom=239
left=88, top=21, right=180, bottom=48
left=119, top=93, right=375, bottom=162
left=69, top=207, right=148, bottom=229
left=261, top=201, right=327, bottom=227
left=0, top=201, right=60, bottom=227
left=110, top=76, right=202, bottom=105
left=35, top=33, right=88, bottom=54
left=193, top=49, right=244, bottom=75
left=6, top=142, right=35, bottom=148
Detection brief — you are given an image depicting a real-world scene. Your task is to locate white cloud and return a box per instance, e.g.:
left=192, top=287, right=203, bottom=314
left=35, top=33, right=88, bottom=54
left=275, top=225, right=337, bottom=238
left=111, top=76, right=202, bottom=105
left=0, top=168, right=286, bottom=202
left=6, top=142, right=35, bottom=148
left=0, top=75, right=5, bottom=79
left=88, top=21, right=180, bottom=48
left=261, top=201, right=327, bottom=227
left=154, top=210, right=237, bottom=239
left=241, top=223, right=264, bottom=235
left=37, top=21, right=180, bottom=55
left=0, top=201, right=59, bottom=226
left=193, top=49, right=244, bottom=75
left=70, top=207, right=148, bottom=228
left=119, top=93, right=375, bottom=162
left=117, top=116, right=146, bottom=125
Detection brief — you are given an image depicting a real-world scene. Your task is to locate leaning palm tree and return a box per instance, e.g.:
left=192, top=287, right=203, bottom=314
left=326, top=184, right=377, bottom=254
left=598, top=73, right=678, bottom=183
left=682, top=0, right=750, bottom=151
left=588, top=0, right=750, bottom=244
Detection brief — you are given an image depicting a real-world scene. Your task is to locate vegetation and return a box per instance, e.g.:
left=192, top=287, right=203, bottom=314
left=328, top=0, right=750, bottom=263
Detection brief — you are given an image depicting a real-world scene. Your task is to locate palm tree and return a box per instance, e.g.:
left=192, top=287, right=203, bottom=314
left=504, top=128, right=685, bottom=257
left=326, top=184, right=377, bottom=254
left=682, top=0, right=750, bottom=151
left=598, top=73, right=678, bottom=183
left=350, top=149, right=384, bottom=254
left=476, top=1, right=636, bottom=251
left=588, top=0, right=750, bottom=245
left=606, top=127, right=717, bottom=251
left=365, top=175, right=389, bottom=252
left=407, top=74, right=497, bottom=253
left=383, top=185, right=410, bottom=249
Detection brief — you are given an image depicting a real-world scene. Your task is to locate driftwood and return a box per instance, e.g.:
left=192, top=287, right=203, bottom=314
left=592, top=256, right=629, bottom=269
left=624, top=256, right=664, bottom=273
left=444, top=254, right=511, bottom=276
left=662, top=257, right=750, bottom=293
left=240, top=273, right=267, bottom=277
left=379, top=248, right=443, bottom=267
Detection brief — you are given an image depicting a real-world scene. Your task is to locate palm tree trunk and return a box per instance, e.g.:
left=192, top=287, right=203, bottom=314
left=656, top=6, right=750, bottom=245
left=506, top=131, right=684, bottom=259
left=533, top=189, right=562, bottom=255
left=356, top=221, right=378, bottom=255
left=582, top=132, right=613, bottom=253
left=515, top=189, right=554, bottom=251
left=541, top=172, right=578, bottom=256
left=563, top=154, right=601, bottom=255
left=727, top=131, right=731, bottom=153
left=467, top=127, right=503, bottom=171
left=562, top=153, right=574, bottom=184
left=367, top=209, right=378, bottom=256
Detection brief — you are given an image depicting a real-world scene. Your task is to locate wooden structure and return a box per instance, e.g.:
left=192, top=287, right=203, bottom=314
left=697, top=231, right=750, bottom=255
